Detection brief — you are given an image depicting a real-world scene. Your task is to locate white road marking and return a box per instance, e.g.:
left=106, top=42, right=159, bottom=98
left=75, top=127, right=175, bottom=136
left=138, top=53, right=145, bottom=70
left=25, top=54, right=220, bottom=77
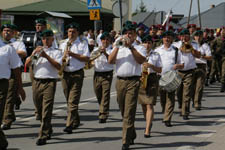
left=176, top=146, right=196, bottom=150
left=16, top=92, right=117, bottom=122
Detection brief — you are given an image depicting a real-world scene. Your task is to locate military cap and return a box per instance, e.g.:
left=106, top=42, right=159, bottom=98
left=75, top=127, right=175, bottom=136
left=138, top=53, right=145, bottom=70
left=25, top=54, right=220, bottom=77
left=40, top=29, right=54, bottom=37
left=194, top=30, right=203, bottom=36
left=187, top=24, right=196, bottom=29
left=149, top=25, right=158, bottom=30
left=66, top=22, right=80, bottom=30
left=123, top=21, right=132, bottom=27
left=179, top=29, right=190, bottom=35
left=162, top=30, right=175, bottom=37
left=157, top=24, right=165, bottom=30
left=203, top=28, right=210, bottom=32
left=168, top=25, right=174, bottom=31
left=35, top=18, right=47, bottom=25
left=122, top=24, right=136, bottom=35
left=142, top=35, right=153, bottom=43
left=1, top=24, right=13, bottom=31
left=100, top=32, right=110, bottom=40
left=11, top=24, right=18, bottom=31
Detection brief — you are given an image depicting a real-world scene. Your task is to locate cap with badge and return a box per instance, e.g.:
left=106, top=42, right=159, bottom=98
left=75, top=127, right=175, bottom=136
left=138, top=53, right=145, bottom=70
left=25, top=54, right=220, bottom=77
left=187, top=24, right=196, bottom=29
left=193, top=30, right=203, bottom=36
left=100, top=32, right=110, bottom=40
left=162, top=30, right=175, bottom=37
left=142, top=35, right=152, bottom=43
left=35, top=18, right=47, bottom=25
left=1, top=24, right=13, bottom=31
left=179, top=29, right=190, bottom=35
left=122, top=24, right=136, bottom=35
left=66, top=22, right=80, bottom=30
left=40, top=29, right=54, bottom=37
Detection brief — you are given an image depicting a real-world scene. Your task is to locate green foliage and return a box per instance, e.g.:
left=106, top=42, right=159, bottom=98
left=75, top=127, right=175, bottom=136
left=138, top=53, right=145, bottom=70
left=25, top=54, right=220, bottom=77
left=132, top=0, right=148, bottom=16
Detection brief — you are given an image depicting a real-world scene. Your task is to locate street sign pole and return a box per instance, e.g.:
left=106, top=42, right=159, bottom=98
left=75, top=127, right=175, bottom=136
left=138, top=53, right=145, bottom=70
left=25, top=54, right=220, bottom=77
left=118, top=0, right=123, bottom=34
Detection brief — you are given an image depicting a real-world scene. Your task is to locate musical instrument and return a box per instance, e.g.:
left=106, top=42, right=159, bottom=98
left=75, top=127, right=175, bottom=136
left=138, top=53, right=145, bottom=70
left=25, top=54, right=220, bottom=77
left=159, top=71, right=182, bottom=92
left=140, top=64, right=148, bottom=89
left=84, top=47, right=102, bottom=70
left=30, top=47, right=45, bottom=65
left=58, top=40, right=72, bottom=76
left=115, top=36, right=130, bottom=48
left=180, top=42, right=194, bottom=53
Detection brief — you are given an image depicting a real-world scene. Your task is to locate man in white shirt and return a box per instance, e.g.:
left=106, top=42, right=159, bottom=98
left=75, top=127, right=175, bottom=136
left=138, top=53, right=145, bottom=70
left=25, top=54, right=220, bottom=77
left=173, top=29, right=201, bottom=120
left=59, top=22, right=90, bottom=134
left=92, top=32, right=114, bottom=123
left=108, top=24, right=146, bottom=150
left=155, top=31, right=184, bottom=127
left=192, top=30, right=212, bottom=110
left=0, top=24, right=26, bottom=150
left=25, top=29, right=62, bottom=146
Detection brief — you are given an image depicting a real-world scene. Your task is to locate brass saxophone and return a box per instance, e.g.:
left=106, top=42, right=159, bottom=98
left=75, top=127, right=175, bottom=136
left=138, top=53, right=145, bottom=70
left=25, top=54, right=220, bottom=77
left=180, top=42, right=194, bottom=53
left=140, top=63, right=148, bottom=89
left=58, top=40, right=72, bottom=76
left=84, top=47, right=102, bottom=70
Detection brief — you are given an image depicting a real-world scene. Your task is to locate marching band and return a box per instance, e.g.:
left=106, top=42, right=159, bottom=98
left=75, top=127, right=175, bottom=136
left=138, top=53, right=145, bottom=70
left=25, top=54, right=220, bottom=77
left=0, top=18, right=225, bottom=150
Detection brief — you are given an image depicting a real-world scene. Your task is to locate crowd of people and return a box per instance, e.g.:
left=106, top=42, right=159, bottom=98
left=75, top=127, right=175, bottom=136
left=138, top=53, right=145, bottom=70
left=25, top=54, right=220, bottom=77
left=0, top=18, right=225, bottom=150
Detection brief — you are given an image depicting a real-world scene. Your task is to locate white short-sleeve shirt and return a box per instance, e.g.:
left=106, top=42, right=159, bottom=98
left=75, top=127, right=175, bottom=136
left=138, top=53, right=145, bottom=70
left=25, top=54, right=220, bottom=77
left=192, top=41, right=212, bottom=64
left=93, top=45, right=114, bottom=72
left=33, top=47, right=62, bottom=79
left=114, top=42, right=146, bottom=77
left=155, top=45, right=183, bottom=75
left=147, top=50, right=162, bottom=73
left=0, top=45, right=21, bottom=79
left=59, top=38, right=90, bottom=72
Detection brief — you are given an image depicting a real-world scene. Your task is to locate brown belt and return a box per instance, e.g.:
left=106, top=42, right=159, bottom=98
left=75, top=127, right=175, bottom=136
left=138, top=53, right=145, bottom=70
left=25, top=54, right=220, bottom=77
left=34, top=78, right=56, bottom=82
left=64, top=69, right=83, bottom=74
left=117, top=76, right=141, bottom=80
left=178, top=69, right=195, bottom=73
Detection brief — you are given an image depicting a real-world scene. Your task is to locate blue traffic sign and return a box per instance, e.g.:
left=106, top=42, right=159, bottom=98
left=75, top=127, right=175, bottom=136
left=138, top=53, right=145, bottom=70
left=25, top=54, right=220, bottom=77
left=87, top=0, right=102, bottom=9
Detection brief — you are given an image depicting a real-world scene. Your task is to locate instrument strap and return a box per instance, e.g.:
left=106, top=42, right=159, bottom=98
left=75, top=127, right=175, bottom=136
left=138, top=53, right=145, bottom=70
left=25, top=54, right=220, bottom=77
left=173, top=46, right=178, bottom=64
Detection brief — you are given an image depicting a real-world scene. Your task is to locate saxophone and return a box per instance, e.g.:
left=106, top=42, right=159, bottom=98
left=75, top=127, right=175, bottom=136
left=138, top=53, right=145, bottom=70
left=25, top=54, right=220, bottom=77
left=84, top=47, right=102, bottom=70
left=58, top=40, right=72, bottom=76
left=180, top=41, right=194, bottom=53
left=140, top=63, right=148, bottom=89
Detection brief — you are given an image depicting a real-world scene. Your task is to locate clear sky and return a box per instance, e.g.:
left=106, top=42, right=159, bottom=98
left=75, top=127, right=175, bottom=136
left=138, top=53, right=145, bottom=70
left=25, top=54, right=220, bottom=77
left=132, top=0, right=225, bottom=16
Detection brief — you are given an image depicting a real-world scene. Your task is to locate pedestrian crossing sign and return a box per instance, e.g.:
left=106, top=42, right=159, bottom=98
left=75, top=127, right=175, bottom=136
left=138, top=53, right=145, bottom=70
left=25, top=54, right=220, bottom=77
left=87, top=0, right=102, bottom=9
left=89, top=9, right=100, bottom=20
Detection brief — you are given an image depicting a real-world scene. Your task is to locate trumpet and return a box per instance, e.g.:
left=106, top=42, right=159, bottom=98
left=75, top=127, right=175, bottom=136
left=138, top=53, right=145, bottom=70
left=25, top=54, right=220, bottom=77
left=115, top=36, right=130, bottom=47
left=31, top=47, right=45, bottom=65
left=84, top=47, right=102, bottom=70
left=58, top=40, right=72, bottom=76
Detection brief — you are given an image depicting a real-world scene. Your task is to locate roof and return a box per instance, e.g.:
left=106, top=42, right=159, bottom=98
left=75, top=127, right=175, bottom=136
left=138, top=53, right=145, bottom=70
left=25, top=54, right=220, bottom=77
left=38, top=11, right=72, bottom=18
left=0, top=0, right=43, bottom=9
left=3, top=0, right=113, bottom=16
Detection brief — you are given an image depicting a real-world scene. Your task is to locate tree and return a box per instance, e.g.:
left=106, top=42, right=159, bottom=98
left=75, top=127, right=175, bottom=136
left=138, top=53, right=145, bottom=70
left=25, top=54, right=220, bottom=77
left=132, top=0, right=148, bottom=16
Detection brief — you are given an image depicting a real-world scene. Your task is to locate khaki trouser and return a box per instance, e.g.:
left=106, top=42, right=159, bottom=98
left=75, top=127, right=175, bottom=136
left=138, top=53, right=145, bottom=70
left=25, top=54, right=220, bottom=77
left=160, top=90, right=175, bottom=122
left=3, top=74, right=17, bottom=125
left=193, top=64, right=206, bottom=108
left=93, top=71, right=113, bottom=120
left=210, top=57, right=221, bottom=80
left=116, top=76, right=140, bottom=145
left=32, top=78, right=56, bottom=139
left=0, top=79, right=9, bottom=148
left=221, top=57, right=225, bottom=84
left=62, top=69, right=84, bottom=128
left=177, top=70, right=194, bottom=116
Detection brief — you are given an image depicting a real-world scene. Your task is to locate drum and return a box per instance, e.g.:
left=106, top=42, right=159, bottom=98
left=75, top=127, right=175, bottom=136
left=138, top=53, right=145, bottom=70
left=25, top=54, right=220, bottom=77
left=159, top=71, right=182, bottom=92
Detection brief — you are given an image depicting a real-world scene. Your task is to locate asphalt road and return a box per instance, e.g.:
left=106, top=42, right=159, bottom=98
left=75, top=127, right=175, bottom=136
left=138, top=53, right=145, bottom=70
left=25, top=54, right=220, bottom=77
left=4, top=75, right=225, bottom=150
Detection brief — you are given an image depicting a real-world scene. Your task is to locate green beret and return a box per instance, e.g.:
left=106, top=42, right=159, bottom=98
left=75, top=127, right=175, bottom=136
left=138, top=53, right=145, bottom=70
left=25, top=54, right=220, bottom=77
left=35, top=18, right=47, bottom=25
left=1, top=24, right=13, bottom=31
left=162, top=30, right=175, bottom=37
left=66, top=22, right=80, bottom=30
left=142, top=35, right=152, bottom=43
left=11, top=24, right=18, bottom=31
left=194, top=30, right=203, bottom=36
left=122, top=24, right=136, bottom=35
left=179, top=29, right=190, bottom=35
left=100, top=32, right=110, bottom=40
left=123, top=21, right=132, bottom=27
left=40, top=29, right=54, bottom=37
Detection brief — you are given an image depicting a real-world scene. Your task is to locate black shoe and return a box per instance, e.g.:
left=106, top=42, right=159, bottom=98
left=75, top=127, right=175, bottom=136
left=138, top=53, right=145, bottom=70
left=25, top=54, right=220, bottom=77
left=164, top=121, right=172, bottom=127
left=122, top=144, right=129, bottom=150
left=210, top=78, right=215, bottom=84
left=36, top=138, right=47, bottom=146
left=15, top=96, right=22, bottom=110
left=36, top=115, right=41, bottom=121
left=195, top=107, right=201, bottom=111
left=99, top=119, right=106, bottom=124
left=183, top=115, right=189, bottom=120
left=144, top=133, right=151, bottom=138
left=2, top=124, right=11, bottom=130
left=0, top=141, right=8, bottom=150
left=63, top=126, right=73, bottom=134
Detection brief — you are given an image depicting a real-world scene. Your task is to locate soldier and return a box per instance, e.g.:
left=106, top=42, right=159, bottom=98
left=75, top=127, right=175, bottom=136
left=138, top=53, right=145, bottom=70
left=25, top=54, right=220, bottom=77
left=59, top=22, right=90, bottom=134
left=108, top=24, right=146, bottom=150
left=187, top=24, right=197, bottom=36
left=173, top=29, right=201, bottom=120
left=138, top=35, right=162, bottom=137
left=1, top=24, right=27, bottom=130
left=192, top=30, right=212, bottom=110
left=149, top=25, right=161, bottom=49
left=155, top=31, right=184, bottom=127
left=25, top=29, right=62, bottom=145
left=211, top=27, right=225, bottom=92
left=0, top=24, right=26, bottom=150
left=92, top=32, right=114, bottom=123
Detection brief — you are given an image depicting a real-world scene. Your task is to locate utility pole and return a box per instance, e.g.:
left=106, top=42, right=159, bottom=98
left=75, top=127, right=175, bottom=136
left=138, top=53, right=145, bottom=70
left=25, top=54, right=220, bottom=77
left=197, top=0, right=202, bottom=29
left=187, top=0, right=193, bottom=27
